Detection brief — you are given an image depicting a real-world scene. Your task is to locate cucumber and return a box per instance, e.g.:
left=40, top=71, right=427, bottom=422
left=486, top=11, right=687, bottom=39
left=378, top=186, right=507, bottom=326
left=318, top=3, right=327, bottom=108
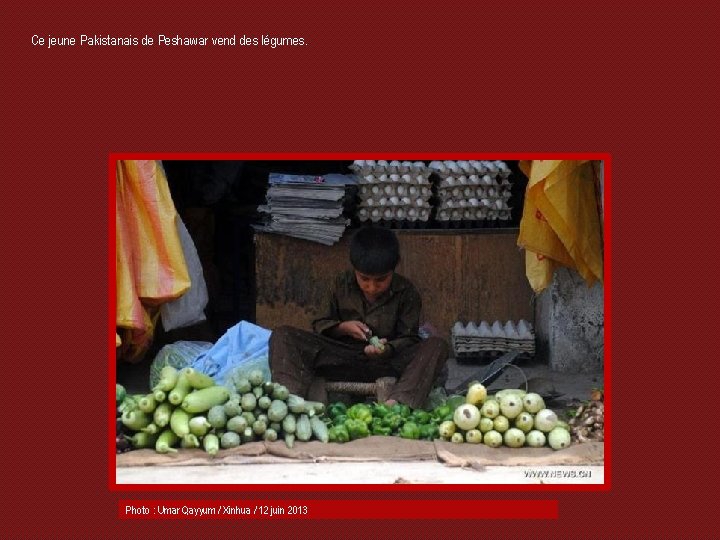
left=252, top=386, right=264, bottom=399
left=284, top=433, right=295, bottom=449
left=305, top=401, right=326, bottom=416
left=269, top=422, right=282, bottom=433
left=131, top=432, right=158, bottom=449
left=122, top=409, right=151, bottom=431
left=282, top=414, right=297, bottom=434
left=207, top=405, right=227, bottom=429
left=182, top=386, right=230, bottom=413
left=181, top=433, right=200, bottom=448
left=138, top=394, right=156, bottom=414
left=310, top=415, right=329, bottom=443
left=262, top=381, right=275, bottom=395
left=272, top=384, right=290, bottom=401
left=203, top=433, right=220, bottom=456
left=268, top=400, right=289, bottom=423
left=188, top=416, right=211, bottom=437
left=170, top=408, right=191, bottom=437
left=153, top=402, right=173, bottom=428
left=168, top=372, right=192, bottom=405
left=181, top=367, right=215, bottom=389
left=226, top=415, right=249, bottom=434
left=256, top=413, right=269, bottom=426
left=296, top=414, right=312, bottom=442
left=154, top=366, right=179, bottom=392
left=152, top=389, right=167, bottom=403
left=264, top=428, right=278, bottom=442
left=141, top=423, right=159, bottom=435
left=155, top=428, right=179, bottom=453
left=220, top=431, right=241, bottom=449
left=287, top=394, right=306, bottom=414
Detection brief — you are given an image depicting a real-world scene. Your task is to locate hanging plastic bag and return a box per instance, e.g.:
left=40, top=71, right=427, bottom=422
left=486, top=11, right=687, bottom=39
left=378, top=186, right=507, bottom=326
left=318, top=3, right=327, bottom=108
left=517, top=160, right=604, bottom=293
left=191, top=321, right=272, bottom=387
left=116, top=160, right=191, bottom=361
left=160, top=216, right=209, bottom=331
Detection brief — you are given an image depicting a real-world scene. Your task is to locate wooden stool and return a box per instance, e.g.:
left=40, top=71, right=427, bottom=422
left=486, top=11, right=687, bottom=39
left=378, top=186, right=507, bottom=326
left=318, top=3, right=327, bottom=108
left=325, top=377, right=397, bottom=403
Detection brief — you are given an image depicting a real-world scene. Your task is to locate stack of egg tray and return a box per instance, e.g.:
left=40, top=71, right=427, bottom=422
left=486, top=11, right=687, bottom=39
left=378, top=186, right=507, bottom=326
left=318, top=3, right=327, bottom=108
left=451, top=320, right=535, bottom=363
left=432, top=160, right=513, bottom=228
left=350, top=160, right=432, bottom=228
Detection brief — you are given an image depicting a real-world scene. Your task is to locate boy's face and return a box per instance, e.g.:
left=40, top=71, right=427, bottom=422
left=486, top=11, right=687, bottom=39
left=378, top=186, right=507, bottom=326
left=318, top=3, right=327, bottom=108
left=354, top=270, right=393, bottom=304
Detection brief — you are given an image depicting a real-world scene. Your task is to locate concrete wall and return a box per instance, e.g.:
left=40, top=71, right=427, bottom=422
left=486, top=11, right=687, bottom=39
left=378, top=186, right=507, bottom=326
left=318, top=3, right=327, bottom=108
left=535, top=268, right=604, bottom=373
left=533, top=160, right=605, bottom=373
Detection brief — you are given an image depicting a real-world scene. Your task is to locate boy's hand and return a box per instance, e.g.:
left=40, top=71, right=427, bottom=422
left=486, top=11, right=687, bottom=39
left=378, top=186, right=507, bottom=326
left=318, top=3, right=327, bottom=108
left=364, top=338, right=388, bottom=357
left=336, top=320, right=371, bottom=341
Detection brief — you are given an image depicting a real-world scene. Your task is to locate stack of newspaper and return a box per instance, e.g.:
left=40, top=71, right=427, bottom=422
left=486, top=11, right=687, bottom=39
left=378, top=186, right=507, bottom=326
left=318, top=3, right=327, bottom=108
left=256, top=173, right=357, bottom=245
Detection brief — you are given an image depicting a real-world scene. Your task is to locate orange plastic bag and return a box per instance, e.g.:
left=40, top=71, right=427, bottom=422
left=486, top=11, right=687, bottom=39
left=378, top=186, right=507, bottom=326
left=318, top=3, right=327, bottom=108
left=116, top=160, right=190, bottom=360
left=518, top=160, right=603, bottom=293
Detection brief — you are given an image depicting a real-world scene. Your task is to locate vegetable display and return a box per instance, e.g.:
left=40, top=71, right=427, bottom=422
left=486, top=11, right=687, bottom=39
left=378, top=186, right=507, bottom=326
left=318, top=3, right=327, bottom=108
left=432, top=383, right=572, bottom=450
left=117, top=372, right=580, bottom=455
left=118, top=367, right=331, bottom=456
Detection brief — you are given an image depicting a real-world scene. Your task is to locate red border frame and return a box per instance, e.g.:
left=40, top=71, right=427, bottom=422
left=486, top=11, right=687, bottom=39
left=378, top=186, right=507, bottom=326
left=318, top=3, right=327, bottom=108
left=110, top=152, right=610, bottom=493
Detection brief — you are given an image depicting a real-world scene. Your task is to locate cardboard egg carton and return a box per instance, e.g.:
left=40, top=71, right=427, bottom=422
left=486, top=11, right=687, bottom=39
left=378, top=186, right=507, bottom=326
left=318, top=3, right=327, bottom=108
left=451, top=320, right=535, bottom=361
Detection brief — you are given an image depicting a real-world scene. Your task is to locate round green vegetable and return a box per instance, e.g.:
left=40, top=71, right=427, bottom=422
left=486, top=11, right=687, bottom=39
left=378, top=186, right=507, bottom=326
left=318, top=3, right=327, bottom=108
left=227, top=415, right=248, bottom=434
left=493, top=415, right=509, bottom=433
left=221, top=431, right=241, bottom=449
left=547, top=427, right=572, bottom=450
left=483, top=430, right=503, bottom=448
left=207, top=405, right=227, bottom=429
left=241, top=393, right=257, bottom=411
left=248, top=369, right=265, bottom=387
left=503, top=427, right=526, bottom=448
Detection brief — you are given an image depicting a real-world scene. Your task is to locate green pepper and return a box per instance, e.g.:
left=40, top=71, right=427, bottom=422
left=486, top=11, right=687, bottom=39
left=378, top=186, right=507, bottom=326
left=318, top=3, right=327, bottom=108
left=399, top=421, right=421, bottom=440
left=433, top=404, right=451, bottom=420
left=411, top=410, right=431, bottom=425
left=391, top=403, right=412, bottom=419
left=347, top=403, right=373, bottom=425
left=419, top=423, right=439, bottom=440
left=333, top=414, right=348, bottom=427
left=344, top=418, right=370, bottom=440
left=327, top=402, right=347, bottom=420
left=328, top=424, right=350, bottom=443
left=372, top=403, right=391, bottom=418
left=371, top=423, right=393, bottom=436
left=382, top=413, right=404, bottom=431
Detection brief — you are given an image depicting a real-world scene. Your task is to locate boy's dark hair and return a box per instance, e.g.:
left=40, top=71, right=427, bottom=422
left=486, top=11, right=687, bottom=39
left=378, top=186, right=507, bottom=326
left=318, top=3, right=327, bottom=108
left=349, top=226, right=400, bottom=274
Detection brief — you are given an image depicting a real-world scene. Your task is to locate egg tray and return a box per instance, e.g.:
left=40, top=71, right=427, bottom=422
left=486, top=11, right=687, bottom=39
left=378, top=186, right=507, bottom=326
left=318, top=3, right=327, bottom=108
left=452, top=334, right=535, bottom=364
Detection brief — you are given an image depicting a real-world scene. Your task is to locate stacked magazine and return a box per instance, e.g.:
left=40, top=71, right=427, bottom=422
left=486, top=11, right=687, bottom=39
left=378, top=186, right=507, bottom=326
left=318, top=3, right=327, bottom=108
left=256, top=173, right=357, bottom=245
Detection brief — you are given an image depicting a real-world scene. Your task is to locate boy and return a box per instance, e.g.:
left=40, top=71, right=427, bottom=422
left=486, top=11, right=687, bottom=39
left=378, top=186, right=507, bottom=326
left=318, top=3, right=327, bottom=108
left=269, top=226, right=448, bottom=408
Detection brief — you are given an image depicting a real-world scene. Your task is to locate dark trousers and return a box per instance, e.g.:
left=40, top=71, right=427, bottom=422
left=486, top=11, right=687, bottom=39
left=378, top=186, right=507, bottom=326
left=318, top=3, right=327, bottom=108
left=268, top=326, right=448, bottom=409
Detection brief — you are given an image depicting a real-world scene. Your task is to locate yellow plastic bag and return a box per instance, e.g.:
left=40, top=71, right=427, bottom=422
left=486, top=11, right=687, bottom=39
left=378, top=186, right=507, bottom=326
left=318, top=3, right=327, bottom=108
left=116, top=160, right=190, bottom=361
left=518, top=160, right=603, bottom=293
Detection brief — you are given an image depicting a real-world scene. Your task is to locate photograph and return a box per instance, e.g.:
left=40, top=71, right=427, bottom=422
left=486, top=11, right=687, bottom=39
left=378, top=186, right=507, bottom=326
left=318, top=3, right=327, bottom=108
left=114, top=156, right=607, bottom=487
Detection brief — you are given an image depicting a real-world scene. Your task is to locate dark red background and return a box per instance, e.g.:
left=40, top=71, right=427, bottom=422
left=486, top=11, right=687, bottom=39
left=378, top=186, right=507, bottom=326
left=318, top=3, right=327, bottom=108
left=2, top=1, right=718, bottom=538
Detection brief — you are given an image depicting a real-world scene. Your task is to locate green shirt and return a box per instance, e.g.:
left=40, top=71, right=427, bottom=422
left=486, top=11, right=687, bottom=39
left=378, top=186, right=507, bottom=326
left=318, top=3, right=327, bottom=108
left=312, top=270, right=422, bottom=355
